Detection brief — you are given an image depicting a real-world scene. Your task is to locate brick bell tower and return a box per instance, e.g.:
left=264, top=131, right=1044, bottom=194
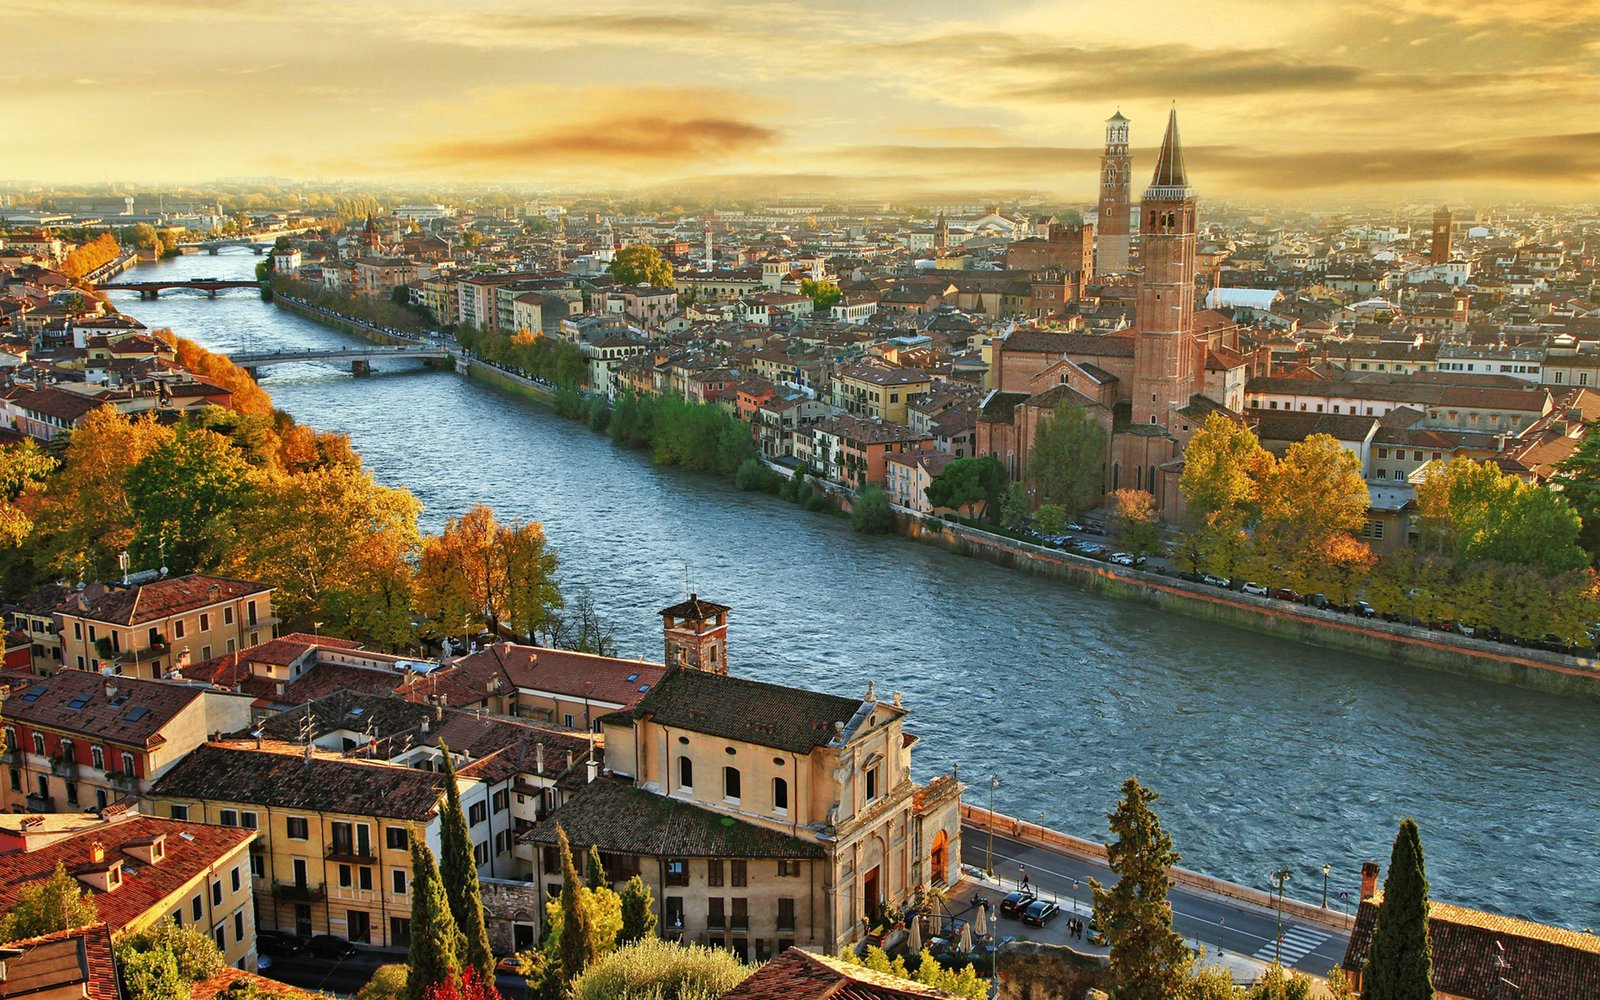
left=1132, top=106, right=1199, bottom=429
left=1096, top=110, right=1132, bottom=273
left=659, top=594, right=730, bottom=675
left=1431, top=204, right=1453, bottom=262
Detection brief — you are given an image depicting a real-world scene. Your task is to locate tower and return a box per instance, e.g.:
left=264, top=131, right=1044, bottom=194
left=362, top=215, right=381, bottom=255
left=1431, top=204, right=1453, bottom=262
left=659, top=594, right=730, bottom=675
left=1132, top=107, right=1199, bottom=429
left=934, top=212, right=950, bottom=251
left=704, top=222, right=714, bottom=270
left=553, top=214, right=567, bottom=272
left=1097, top=110, right=1132, bottom=273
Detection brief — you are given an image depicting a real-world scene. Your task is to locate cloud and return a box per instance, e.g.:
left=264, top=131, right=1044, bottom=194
left=1207, top=132, right=1600, bottom=191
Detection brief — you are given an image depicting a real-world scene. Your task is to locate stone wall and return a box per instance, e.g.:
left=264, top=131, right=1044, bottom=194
left=480, top=877, right=547, bottom=955
left=995, top=940, right=1109, bottom=1000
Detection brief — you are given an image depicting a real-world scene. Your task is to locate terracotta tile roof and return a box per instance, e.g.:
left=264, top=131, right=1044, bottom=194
left=521, top=777, right=824, bottom=860
left=723, top=948, right=961, bottom=999
left=2, top=671, right=213, bottom=748
left=659, top=595, right=731, bottom=621
left=1342, top=894, right=1600, bottom=1000
left=148, top=743, right=446, bottom=821
left=241, top=633, right=361, bottom=667
left=62, top=575, right=272, bottom=628
left=447, top=643, right=664, bottom=707
left=0, top=817, right=253, bottom=934
left=0, top=924, right=119, bottom=1000
left=602, top=668, right=868, bottom=755
left=190, top=967, right=321, bottom=1000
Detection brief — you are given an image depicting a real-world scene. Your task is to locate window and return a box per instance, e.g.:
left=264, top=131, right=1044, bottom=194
left=224, top=607, right=234, bottom=626
left=199, top=613, right=210, bottom=631
left=387, top=827, right=409, bottom=851
left=339, top=865, right=353, bottom=888
left=390, top=917, right=411, bottom=946
left=492, top=789, right=509, bottom=814
left=473, top=841, right=488, bottom=865
left=563, top=714, right=574, bottom=728
left=31, top=733, right=44, bottom=755
left=192, top=896, right=203, bottom=921
left=707, top=898, right=725, bottom=930
left=723, top=766, right=741, bottom=802
left=665, top=897, right=685, bottom=932
left=286, top=817, right=309, bottom=840
left=211, top=881, right=223, bottom=906
left=215, top=926, right=225, bottom=951
left=8, top=768, right=18, bottom=792
left=468, top=801, right=487, bottom=826
left=777, top=897, right=796, bottom=932
left=120, top=752, right=135, bottom=777
left=777, top=858, right=799, bottom=877
left=220, top=809, right=238, bottom=827
left=250, top=854, right=265, bottom=879
left=359, top=867, right=373, bottom=891
left=731, top=898, right=749, bottom=931
left=1376, top=447, right=1387, bottom=459
left=65, top=781, right=78, bottom=806
left=708, top=860, right=724, bottom=887
left=865, top=765, right=879, bottom=802
left=231, top=867, right=242, bottom=892
left=665, top=859, right=688, bottom=886
left=393, top=870, right=407, bottom=895
left=241, top=812, right=258, bottom=830
left=772, top=777, right=788, bottom=813
left=91, top=746, right=104, bottom=770
left=234, top=911, right=245, bottom=942
left=292, top=858, right=308, bottom=887
left=171, top=804, right=189, bottom=821
left=731, top=860, right=747, bottom=887
left=173, top=620, right=185, bottom=640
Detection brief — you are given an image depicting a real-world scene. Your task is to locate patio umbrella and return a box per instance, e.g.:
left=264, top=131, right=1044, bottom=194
left=908, top=914, right=922, bottom=953
left=958, top=921, right=972, bottom=953
left=975, top=902, right=988, bottom=937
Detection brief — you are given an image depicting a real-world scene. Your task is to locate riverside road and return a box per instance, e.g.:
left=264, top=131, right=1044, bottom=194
left=107, top=251, right=1600, bottom=932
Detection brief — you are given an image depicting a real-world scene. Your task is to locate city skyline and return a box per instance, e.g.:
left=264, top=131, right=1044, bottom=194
left=6, top=0, right=1599, bottom=201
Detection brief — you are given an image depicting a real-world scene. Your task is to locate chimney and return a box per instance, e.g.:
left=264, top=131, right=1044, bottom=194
left=88, top=841, right=105, bottom=864
left=1361, top=861, right=1380, bottom=900
left=104, top=681, right=117, bottom=702
left=566, top=750, right=574, bottom=769
left=535, top=742, right=544, bottom=773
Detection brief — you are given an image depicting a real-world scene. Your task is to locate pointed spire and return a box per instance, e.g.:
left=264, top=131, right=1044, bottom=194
left=1149, top=105, right=1188, bottom=188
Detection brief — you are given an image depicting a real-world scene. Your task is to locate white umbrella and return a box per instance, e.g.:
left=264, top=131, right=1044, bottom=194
left=908, top=914, right=922, bottom=953
left=974, top=902, right=988, bottom=937
left=958, top=921, right=973, bottom=953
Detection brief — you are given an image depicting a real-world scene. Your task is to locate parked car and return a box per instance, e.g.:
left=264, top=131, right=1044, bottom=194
left=256, top=931, right=307, bottom=957
left=1066, top=522, right=1085, bottom=533
left=1077, top=542, right=1107, bottom=556
left=1020, top=898, right=1060, bottom=927
left=1352, top=600, right=1376, bottom=618
left=1200, top=573, right=1230, bottom=588
left=1303, top=593, right=1331, bottom=609
left=1241, top=582, right=1269, bottom=597
left=306, top=935, right=358, bottom=960
left=1110, top=552, right=1144, bottom=567
left=999, top=889, right=1037, bottom=918
left=496, top=956, right=524, bottom=976
left=1086, top=916, right=1108, bottom=946
left=1080, top=522, right=1106, bottom=535
left=1270, top=587, right=1302, bottom=602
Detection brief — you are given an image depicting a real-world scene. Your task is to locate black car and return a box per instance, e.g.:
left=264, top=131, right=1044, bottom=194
left=256, top=931, right=307, bottom=956
left=1020, top=898, right=1060, bottom=927
left=1086, top=917, right=1108, bottom=946
left=999, top=889, right=1037, bottom=918
left=306, top=935, right=358, bottom=960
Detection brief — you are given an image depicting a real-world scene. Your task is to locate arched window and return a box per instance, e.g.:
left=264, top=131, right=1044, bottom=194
left=723, top=766, right=741, bottom=802
left=772, top=777, right=789, bottom=813
left=678, top=756, right=693, bottom=792
left=1111, top=463, right=1120, bottom=491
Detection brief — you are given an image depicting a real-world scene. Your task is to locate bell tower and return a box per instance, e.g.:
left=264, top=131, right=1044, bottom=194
left=1132, top=107, right=1199, bottom=429
left=1431, top=205, right=1453, bottom=262
left=1097, top=110, right=1132, bottom=273
left=659, top=594, right=730, bottom=675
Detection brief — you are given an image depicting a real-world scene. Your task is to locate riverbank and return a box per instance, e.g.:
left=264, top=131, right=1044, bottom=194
left=272, top=295, right=1600, bottom=702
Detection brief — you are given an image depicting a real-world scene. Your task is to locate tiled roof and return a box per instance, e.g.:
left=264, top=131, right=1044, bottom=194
left=0, top=817, right=252, bottom=933
left=658, top=595, right=730, bottom=621
left=62, top=575, right=272, bottom=627
left=148, top=743, right=446, bottom=821
left=241, top=633, right=361, bottom=667
left=521, top=777, right=823, bottom=860
left=724, top=948, right=960, bottom=999
left=0, top=924, right=119, bottom=1000
left=603, top=667, right=868, bottom=755
left=1342, top=894, right=1600, bottom=1000
left=190, top=967, right=321, bottom=1000
left=2, top=671, right=213, bottom=748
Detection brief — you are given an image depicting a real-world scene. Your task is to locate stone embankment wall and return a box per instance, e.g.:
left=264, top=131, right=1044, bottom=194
left=995, top=940, right=1109, bottom=1000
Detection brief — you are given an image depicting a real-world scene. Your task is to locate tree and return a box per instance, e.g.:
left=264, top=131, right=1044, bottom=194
left=1300, top=534, right=1377, bottom=607
left=358, top=965, right=411, bottom=1000
left=617, top=876, right=657, bottom=945
left=998, top=483, right=1030, bottom=532
left=924, top=457, right=1006, bottom=521
left=0, top=440, right=54, bottom=547
left=407, top=840, right=462, bottom=1000
left=117, top=919, right=222, bottom=982
left=126, top=427, right=255, bottom=573
left=1324, top=967, right=1356, bottom=1000
left=1361, top=819, right=1435, bottom=1000
left=800, top=278, right=842, bottom=311
left=1026, top=402, right=1107, bottom=513
left=1179, top=413, right=1267, bottom=526
left=414, top=506, right=562, bottom=643
left=422, top=968, right=504, bottom=1000
left=1243, top=964, right=1315, bottom=1000
left=1420, top=458, right=1587, bottom=573
left=1111, top=489, right=1163, bottom=559
left=116, top=948, right=185, bottom=1000
left=1035, top=503, right=1068, bottom=536
left=538, top=591, right=618, bottom=656
left=1255, top=434, right=1368, bottom=591
left=437, top=745, right=494, bottom=984
left=567, top=938, right=753, bottom=1000
left=838, top=946, right=984, bottom=1000
left=0, top=862, right=98, bottom=940
left=556, top=826, right=596, bottom=986
left=734, top=457, right=774, bottom=492
left=584, top=845, right=609, bottom=890
left=1091, top=778, right=1188, bottom=1000
left=850, top=486, right=893, bottom=533
left=606, top=245, right=673, bottom=287
left=1554, top=432, right=1600, bottom=559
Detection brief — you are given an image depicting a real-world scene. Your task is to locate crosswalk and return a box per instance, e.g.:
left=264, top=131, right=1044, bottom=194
left=1252, top=925, right=1330, bottom=965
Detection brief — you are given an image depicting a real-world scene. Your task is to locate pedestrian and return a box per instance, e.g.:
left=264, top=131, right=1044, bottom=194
left=1020, top=866, right=1029, bottom=890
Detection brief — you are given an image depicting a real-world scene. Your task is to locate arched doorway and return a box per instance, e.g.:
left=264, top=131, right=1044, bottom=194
left=930, top=829, right=950, bottom=887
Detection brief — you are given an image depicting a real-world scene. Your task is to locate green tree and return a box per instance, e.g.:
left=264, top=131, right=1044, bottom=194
left=1091, top=778, right=1189, bottom=1000
left=117, top=948, right=186, bottom=1000
left=1035, top=503, right=1068, bottom=536
left=358, top=965, right=411, bottom=1000
left=607, top=245, right=673, bottom=287
left=556, top=826, right=596, bottom=986
left=117, top=919, right=222, bottom=981
left=1026, top=402, right=1107, bottom=513
left=585, top=845, right=609, bottom=890
left=1244, top=964, right=1315, bottom=1000
left=1361, top=818, right=1434, bottom=1000
left=0, top=862, right=98, bottom=940
left=436, top=745, right=494, bottom=984
left=567, top=938, right=752, bottom=1000
left=127, top=427, right=255, bottom=573
left=998, top=482, right=1030, bottom=532
left=617, top=876, right=657, bottom=945
left=850, top=486, right=893, bottom=533
left=1554, top=432, right=1600, bottom=559
left=407, top=839, right=462, bottom=1000
left=734, top=457, right=774, bottom=492
left=800, top=278, right=842, bottom=311
left=924, top=456, right=1007, bottom=521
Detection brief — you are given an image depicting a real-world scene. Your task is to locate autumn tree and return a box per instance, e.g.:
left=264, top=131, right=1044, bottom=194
left=1091, top=778, right=1189, bottom=1000
left=0, top=441, right=54, bottom=547
left=1254, top=434, right=1369, bottom=591
left=1110, top=489, right=1163, bottom=559
left=1026, top=402, right=1108, bottom=513
left=800, top=278, right=842, bottom=310
left=1300, top=534, right=1377, bottom=607
left=126, top=427, right=255, bottom=574
left=606, top=245, right=673, bottom=287
left=415, top=506, right=562, bottom=643
left=1179, top=414, right=1269, bottom=577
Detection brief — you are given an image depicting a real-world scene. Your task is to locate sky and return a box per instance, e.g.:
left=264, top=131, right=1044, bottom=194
left=5, top=0, right=1599, bottom=203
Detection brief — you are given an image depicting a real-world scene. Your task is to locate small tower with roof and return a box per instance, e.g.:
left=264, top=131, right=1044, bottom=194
left=1431, top=204, right=1453, bottom=262
left=659, top=594, right=731, bottom=675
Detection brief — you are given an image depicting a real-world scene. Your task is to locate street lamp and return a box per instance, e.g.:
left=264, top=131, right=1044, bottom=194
left=1271, top=867, right=1292, bottom=965
left=1322, top=864, right=1331, bottom=909
left=986, top=774, right=1000, bottom=878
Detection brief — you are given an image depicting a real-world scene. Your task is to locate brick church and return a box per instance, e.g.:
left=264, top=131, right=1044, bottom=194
left=977, top=108, right=1263, bottom=520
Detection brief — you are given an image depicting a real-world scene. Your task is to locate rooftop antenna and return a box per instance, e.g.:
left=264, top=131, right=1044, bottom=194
left=118, top=550, right=129, bottom=586
left=683, top=562, right=691, bottom=599
left=300, top=710, right=314, bottom=764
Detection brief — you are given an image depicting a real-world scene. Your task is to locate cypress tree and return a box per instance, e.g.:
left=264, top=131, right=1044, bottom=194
left=435, top=742, right=495, bottom=984
left=1090, top=777, right=1188, bottom=1000
left=407, top=839, right=461, bottom=1000
left=1362, top=818, right=1435, bottom=1000
left=584, top=845, right=608, bottom=890
left=556, top=825, right=594, bottom=985
left=617, top=875, right=657, bottom=944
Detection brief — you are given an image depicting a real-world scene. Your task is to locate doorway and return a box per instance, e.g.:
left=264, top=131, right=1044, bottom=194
left=930, top=830, right=949, bottom=887
left=863, top=866, right=881, bottom=924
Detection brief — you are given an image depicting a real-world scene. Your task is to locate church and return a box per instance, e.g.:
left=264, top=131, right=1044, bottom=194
left=976, top=108, right=1262, bottom=520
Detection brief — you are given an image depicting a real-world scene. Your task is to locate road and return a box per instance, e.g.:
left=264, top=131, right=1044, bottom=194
left=961, top=827, right=1352, bottom=978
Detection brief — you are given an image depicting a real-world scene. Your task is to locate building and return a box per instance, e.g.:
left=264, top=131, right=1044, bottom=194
left=0, top=811, right=258, bottom=971
left=1096, top=111, right=1132, bottom=273
left=1, top=670, right=255, bottom=814
left=0, top=924, right=122, bottom=1000
left=811, top=415, right=933, bottom=489
left=830, top=365, right=935, bottom=425
left=884, top=451, right=960, bottom=514
left=1430, top=204, right=1453, bottom=262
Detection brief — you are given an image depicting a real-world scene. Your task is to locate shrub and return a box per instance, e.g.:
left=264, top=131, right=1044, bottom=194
left=568, top=938, right=755, bottom=1000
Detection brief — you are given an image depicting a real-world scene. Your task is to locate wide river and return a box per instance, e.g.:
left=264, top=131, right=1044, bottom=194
left=112, top=251, right=1598, bottom=930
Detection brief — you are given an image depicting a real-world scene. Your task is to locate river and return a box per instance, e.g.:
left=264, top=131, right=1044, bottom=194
left=110, top=251, right=1600, bottom=932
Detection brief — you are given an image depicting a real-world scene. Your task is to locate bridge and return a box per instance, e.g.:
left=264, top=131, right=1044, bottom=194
left=193, top=238, right=275, bottom=254
left=95, top=279, right=261, bottom=300
left=229, top=345, right=450, bottom=376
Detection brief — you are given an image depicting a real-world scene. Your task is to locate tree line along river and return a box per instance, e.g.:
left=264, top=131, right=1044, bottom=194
left=109, top=251, right=1600, bottom=931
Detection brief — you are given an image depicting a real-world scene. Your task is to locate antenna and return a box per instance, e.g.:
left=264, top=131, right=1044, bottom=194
left=683, top=563, right=691, bottom=599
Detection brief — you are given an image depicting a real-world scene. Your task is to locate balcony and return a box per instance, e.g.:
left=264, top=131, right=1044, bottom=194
left=107, top=770, right=139, bottom=792
left=25, top=793, right=53, bottom=813
left=0, top=747, right=20, bottom=766
left=271, top=880, right=326, bottom=902
left=49, top=755, right=78, bottom=778
left=326, top=843, right=377, bottom=865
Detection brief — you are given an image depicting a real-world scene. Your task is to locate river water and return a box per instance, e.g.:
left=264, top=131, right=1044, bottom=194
left=110, top=251, right=1599, bottom=931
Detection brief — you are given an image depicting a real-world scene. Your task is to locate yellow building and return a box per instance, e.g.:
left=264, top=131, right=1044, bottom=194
left=830, top=364, right=935, bottom=426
